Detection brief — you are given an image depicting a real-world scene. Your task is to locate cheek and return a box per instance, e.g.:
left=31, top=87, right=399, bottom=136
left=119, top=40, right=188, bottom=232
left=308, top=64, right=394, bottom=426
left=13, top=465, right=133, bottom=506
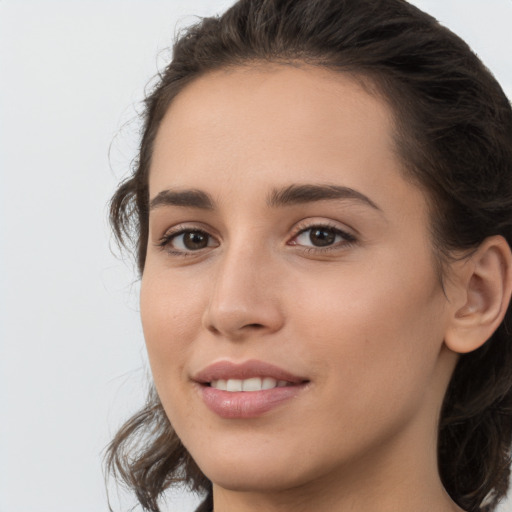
left=289, top=256, right=447, bottom=410
left=139, top=270, right=205, bottom=385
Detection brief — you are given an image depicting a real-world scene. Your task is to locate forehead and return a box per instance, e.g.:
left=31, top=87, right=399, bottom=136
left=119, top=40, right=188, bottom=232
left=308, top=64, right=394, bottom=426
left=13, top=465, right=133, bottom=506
left=165, top=64, right=390, bottom=127
left=149, top=64, right=424, bottom=220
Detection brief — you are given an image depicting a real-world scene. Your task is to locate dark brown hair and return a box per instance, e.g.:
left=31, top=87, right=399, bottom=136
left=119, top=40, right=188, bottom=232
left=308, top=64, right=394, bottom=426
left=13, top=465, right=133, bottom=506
left=106, top=1, right=512, bottom=511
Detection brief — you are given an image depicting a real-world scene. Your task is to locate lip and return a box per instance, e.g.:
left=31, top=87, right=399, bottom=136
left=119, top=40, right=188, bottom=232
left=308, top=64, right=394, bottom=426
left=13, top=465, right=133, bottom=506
left=193, top=359, right=307, bottom=384
left=193, top=360, right=309, bottom=419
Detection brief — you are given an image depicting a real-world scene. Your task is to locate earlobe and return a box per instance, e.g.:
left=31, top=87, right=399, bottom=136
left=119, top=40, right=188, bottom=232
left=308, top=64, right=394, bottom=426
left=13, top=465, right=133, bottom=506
left=444, top=236, right=512, bottom=354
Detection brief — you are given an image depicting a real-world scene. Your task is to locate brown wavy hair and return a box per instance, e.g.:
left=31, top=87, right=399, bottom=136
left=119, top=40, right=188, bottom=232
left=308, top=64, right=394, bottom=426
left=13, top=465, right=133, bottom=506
left=105, top=1, right=512, bottom=511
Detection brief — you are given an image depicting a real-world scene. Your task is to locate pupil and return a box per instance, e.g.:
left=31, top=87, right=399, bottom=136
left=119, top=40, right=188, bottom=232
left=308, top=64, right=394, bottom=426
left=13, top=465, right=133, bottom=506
left=310, top=228, right=335, bottom=247
left=184, top=231, right=208, bottom=250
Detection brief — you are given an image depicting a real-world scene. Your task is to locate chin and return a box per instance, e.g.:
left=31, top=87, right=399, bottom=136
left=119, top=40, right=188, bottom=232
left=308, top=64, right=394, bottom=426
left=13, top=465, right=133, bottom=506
left=186, top=439, right=327, bottom=494
left=203, top=463, right=306, bottom=493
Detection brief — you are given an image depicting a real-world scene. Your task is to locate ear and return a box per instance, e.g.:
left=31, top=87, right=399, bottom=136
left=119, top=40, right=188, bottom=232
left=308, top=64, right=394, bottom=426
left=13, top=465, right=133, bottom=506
left=444, top=235, right=512, bottom=354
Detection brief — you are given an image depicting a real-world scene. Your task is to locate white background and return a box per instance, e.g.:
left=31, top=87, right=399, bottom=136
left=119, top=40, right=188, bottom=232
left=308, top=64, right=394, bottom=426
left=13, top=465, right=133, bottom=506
left=1, top=1, right=511, bottom=511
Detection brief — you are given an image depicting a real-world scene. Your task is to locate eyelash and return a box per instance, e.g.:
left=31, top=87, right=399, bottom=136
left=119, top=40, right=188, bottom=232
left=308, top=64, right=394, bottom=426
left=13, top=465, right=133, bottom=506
left=156, top=222, right=357, bottom=257
left=156, top=225, right=216, bottom=257
left=291, top=222, right=357, bottom=253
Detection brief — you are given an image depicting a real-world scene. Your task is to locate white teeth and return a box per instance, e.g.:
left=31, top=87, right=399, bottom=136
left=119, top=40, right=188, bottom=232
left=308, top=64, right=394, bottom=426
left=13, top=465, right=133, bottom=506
left=242, top=377, right=262, bottom=391
left=226, top=379, right=243, bottom=392
left=215, top=379, right=227, bottom=391
left=210, top=377, right=290, bottom=392
left=262, top=377, right=277, bottom=390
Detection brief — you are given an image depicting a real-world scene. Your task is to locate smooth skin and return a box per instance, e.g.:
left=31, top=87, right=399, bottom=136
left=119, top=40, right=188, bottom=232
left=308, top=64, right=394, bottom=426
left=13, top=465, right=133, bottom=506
left=141, top=64, right=512, bottom=512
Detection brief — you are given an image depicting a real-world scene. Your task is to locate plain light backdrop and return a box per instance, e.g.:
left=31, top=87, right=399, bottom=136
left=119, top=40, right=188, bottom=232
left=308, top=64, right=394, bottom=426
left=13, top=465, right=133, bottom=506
left=1, top=1, right=511, bottom=511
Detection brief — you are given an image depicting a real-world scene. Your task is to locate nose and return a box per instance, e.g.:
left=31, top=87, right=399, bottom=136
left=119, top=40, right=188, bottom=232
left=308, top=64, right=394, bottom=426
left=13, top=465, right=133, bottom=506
left=202, top=243, right=285, bottom=340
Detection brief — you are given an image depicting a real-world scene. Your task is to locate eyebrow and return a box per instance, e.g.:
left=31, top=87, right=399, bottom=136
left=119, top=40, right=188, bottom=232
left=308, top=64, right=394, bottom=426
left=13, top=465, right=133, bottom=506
left=149, top=183, right=380, bottom=212
left=149, top=189, right=214, bottom=210
left=267, top=184, right=381, bottom=210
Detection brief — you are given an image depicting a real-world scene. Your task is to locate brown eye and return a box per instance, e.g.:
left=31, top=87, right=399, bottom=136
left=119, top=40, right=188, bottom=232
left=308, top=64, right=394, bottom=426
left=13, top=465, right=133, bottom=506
left=308, top=227, right=336, bottom=247
left=161, top=229, right=218, bottom=253
left=292, top=224, right=356, bottom=250
left=182, top=231, right=210, bottom=250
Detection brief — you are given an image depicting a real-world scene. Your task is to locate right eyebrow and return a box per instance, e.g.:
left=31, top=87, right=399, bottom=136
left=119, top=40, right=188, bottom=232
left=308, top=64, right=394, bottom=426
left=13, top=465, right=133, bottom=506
left=149, top=189, right=215, bottom=210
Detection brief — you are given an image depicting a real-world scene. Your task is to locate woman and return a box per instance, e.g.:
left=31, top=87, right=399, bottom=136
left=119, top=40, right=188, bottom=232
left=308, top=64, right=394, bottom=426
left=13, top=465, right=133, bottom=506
left=106, top=1, right=512, bottom=511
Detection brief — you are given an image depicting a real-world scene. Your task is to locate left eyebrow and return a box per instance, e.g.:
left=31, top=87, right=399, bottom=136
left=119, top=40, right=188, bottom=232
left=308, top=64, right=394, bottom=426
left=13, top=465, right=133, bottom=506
left=267, top=184, right=381, bottom=211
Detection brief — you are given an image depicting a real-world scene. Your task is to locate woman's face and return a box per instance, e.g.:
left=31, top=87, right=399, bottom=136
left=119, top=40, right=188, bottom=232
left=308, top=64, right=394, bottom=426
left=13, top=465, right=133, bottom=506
left=141, top=65, right=458, bottom=494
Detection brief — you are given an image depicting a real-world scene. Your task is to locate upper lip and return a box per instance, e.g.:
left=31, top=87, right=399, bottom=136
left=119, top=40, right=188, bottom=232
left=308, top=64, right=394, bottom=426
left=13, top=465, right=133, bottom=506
left=193, top=359, right=308, bottom=384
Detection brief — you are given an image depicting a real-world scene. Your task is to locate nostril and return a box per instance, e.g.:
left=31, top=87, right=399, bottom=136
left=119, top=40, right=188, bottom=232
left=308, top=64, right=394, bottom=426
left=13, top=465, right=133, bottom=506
left=202, top=298, right=284, bottom=337
left=207, top=325, right=221, bottom=335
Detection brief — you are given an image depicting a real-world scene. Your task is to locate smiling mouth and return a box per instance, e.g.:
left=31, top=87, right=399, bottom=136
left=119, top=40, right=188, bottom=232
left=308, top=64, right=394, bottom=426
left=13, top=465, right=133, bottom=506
left=209, top=377, right=296, bottom=392
left=199, top=375, right=309, bottom=419
left=194, top=360, right=309, bottom=417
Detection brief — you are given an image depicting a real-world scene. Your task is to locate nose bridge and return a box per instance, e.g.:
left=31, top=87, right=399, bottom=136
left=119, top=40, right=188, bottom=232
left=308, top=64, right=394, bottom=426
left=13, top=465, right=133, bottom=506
left=203, top=232, right=283, bottom=338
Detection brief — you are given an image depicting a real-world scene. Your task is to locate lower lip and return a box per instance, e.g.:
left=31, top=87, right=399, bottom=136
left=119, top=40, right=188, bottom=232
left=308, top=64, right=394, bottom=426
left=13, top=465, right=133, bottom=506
left=198, top=384, right=306, bottom=419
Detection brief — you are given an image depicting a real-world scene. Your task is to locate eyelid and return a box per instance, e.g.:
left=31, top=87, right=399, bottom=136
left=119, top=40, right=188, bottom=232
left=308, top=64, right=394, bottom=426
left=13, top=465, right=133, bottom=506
left=287, top=219, right=358, bottom=249
left=157, top=222, right=219, bottom=240
left=154, top=219, right=357, bottom=257
left=156, top=223, right=220, bottom=255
